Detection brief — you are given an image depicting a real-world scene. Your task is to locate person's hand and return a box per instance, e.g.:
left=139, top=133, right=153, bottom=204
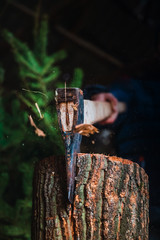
left=91, top=92, right=118, bottom=124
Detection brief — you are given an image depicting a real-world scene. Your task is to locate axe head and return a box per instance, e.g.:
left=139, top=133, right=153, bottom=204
left=55, top=88, right=84, bottom=203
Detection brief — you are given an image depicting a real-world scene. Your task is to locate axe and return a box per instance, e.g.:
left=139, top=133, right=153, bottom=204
left=55, top=88, right=126, bottom=203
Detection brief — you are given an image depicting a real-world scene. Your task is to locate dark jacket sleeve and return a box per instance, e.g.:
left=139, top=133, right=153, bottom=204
left=84, top=80, right=134, bottom=108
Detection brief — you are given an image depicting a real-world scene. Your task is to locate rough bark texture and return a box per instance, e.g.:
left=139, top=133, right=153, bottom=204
left=32, top=154, right=149, bottom=240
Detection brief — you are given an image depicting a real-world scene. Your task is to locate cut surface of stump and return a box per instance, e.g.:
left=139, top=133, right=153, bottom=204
left=32, top=154, right=149, bottom=240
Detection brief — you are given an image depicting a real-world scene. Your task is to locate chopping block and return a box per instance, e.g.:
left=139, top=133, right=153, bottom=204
left=32, top=155, right=149, bottom=240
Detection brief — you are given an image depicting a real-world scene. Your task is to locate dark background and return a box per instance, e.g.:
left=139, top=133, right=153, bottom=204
left=1, top=0, right=160, bottom=87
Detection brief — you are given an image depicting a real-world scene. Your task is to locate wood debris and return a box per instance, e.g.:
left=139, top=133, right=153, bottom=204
left=28, top=115, right=46, bottom=137
left=74, top=123, right=99, bottom=137
left=71, top=103, right=78, bottom=111
left=35, top=102, right=44, bottom=119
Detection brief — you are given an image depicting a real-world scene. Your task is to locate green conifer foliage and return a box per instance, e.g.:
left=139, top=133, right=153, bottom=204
left=0, top=17, right=83, bottom=240
left=3, top=17, right=83, bottom=152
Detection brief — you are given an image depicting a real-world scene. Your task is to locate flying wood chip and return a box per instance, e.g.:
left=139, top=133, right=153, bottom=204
left=74, top=123, right=99, bottom=137
left=28, top=115, right=46, bottom=137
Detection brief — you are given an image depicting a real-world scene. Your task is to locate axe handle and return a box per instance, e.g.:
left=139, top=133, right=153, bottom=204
left=84, top=100, right=126, bottom=124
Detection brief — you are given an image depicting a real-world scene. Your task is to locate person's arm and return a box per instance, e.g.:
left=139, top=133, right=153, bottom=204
left=84, top=81, right=134, bottom=125
left=91, top=92, right=118, bottom=124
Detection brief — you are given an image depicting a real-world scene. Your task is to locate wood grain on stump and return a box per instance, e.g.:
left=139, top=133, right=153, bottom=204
left=32, top=154, right=149, bottom=240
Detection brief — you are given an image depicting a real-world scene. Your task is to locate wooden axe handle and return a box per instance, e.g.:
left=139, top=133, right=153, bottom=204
left=84, top=100, right=126, bottom=124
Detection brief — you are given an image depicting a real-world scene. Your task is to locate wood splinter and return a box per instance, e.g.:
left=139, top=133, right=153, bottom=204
left=74, top=123, right=99, bottom=136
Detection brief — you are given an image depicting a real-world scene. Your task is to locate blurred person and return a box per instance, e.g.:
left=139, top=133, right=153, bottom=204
left=84, top=58, right=160, bottom=238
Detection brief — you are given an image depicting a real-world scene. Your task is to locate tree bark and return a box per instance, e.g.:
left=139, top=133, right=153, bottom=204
left=32, top=154, right=149, bottom=240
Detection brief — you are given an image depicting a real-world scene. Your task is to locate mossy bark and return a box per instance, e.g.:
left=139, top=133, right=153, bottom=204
left=32, top=154, right=149, bottom=240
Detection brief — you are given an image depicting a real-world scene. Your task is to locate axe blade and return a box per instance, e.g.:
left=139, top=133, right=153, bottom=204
left=55, top=88, right=84, bottom=203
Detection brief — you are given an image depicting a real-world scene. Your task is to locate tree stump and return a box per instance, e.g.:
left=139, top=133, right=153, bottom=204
left=32, top=154, right=149, bottom=240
